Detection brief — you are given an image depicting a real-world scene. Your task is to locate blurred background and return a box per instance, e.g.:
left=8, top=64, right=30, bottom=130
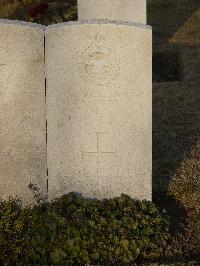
left=0, top=0, right=77, bottom=24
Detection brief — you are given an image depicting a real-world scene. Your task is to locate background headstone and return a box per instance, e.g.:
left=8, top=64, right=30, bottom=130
left=78, top=0, right=146, bottom=24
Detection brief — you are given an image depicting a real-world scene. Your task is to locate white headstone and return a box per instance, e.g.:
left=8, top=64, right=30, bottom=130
left=46, top=20, right=152, bottom=201
left=78, top=0, right=147, bottom=24
left=0, top=20, right=46, bottom=206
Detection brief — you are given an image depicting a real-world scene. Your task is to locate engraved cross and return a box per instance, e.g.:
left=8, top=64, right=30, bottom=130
left=82, top=132, right=116, bottom=178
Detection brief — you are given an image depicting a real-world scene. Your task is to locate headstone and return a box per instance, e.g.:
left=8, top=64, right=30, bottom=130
left=0, top=20, right=46, bottom=206
left=46, top=20, right=152, bottom=201
left=0, top=0, right=152, bottom=205
left=78, top=0, right=146, bottom=24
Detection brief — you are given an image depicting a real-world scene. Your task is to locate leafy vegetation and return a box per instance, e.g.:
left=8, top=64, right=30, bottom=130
left=0, top=185, right=171, bottom=265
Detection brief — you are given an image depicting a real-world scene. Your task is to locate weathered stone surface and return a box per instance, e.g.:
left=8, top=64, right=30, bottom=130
left=46, top=20, right=152, bottom=201
left=78, top=0, right=146, bottom=24
left=0, top=20, right=46, bottom=206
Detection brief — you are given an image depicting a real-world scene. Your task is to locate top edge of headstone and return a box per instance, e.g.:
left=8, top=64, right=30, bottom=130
left=0, top=18, right=152, bottom=31
left=0, top=19, right=45, bottom=29
left=45, top=19, right=152, bottom=31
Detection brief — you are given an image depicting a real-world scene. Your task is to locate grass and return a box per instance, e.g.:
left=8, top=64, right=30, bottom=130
left=153, top=82, right=200, bottom=193
left=148, top=0, right=199, bottom=44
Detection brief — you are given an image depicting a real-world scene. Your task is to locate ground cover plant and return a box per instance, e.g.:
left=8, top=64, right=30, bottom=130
left=0, top=184, right=171, bottom=265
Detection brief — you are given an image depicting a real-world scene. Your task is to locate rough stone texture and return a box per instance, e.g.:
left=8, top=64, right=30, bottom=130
left=45, top=19, right=151, bottom=31
left=46, top=21, right=152, bottom=201
left=0, top=21, right=46, bottom=206
left=78, top=0, right=146, bottom=24
left=0, top=19, right=45, bottom=29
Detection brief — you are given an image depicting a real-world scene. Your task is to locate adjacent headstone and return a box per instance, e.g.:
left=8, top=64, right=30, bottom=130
left=0, top=20, right=46, bottom=206
left=78, top=0, right=147, bottom=24
left=46, top=20, right=152, bottom=201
